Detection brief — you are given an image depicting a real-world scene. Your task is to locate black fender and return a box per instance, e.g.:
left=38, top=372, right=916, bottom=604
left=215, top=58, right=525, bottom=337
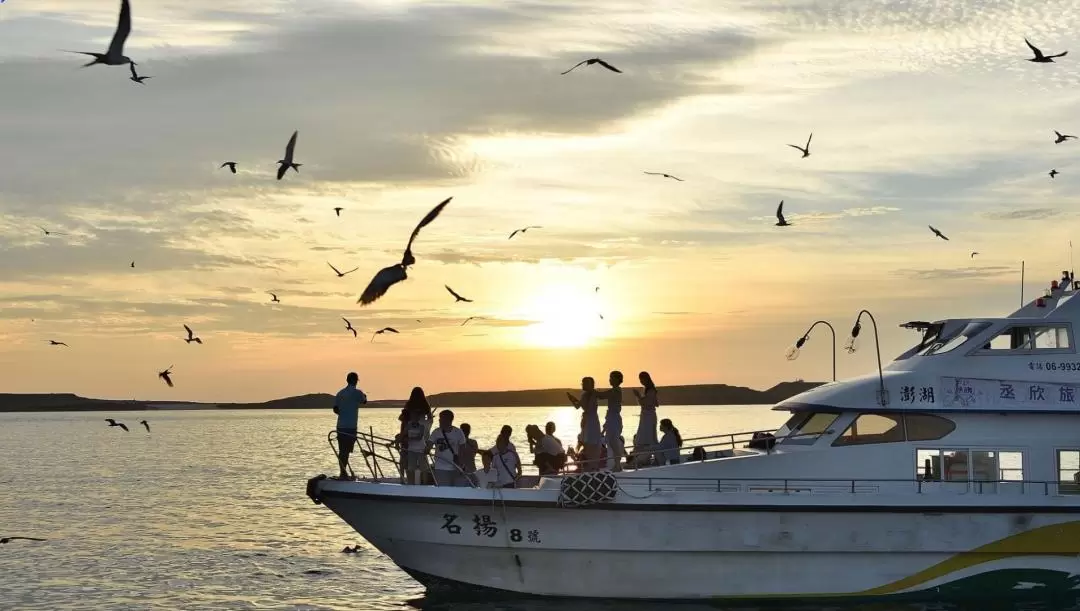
left=306, top=474, right=327, bottom=505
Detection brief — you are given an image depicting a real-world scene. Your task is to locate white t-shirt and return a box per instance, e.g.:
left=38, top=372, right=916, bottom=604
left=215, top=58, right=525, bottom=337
left=489, top=446, right=520, bottom=487
left=539, top=434, right=564, bottom=456
left=429, top=425, right=465, bottom=471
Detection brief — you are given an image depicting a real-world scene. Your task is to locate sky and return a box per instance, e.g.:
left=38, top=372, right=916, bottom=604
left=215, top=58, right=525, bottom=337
left=0, top=0, right=1079, bottom=402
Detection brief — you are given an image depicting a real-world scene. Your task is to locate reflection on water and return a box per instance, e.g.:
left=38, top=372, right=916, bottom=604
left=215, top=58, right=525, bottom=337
left=0, top=407, right=1075, bottom=611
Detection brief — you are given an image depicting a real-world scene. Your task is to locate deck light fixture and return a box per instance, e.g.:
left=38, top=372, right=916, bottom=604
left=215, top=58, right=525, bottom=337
left=849, top=310, right=889, bottom=406
left=787, top=320, right=836, bottom=382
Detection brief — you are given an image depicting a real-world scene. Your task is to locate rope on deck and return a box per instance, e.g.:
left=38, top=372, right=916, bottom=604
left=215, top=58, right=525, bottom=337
left=557, top=471, right=619, bottom=508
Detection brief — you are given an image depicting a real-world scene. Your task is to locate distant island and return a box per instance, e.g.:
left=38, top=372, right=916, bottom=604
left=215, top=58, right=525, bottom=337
left=0, top=381, right=824, bottom=413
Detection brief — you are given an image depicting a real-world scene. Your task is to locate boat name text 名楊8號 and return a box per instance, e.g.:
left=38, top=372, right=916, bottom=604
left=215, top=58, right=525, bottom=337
left=440, top=513, right=541, bottom=543
left=1028, top=360, right=1080, bottom=372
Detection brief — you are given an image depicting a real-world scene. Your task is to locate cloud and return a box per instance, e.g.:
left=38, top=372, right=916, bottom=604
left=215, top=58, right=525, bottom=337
left=982, top=208, right=1063, bottom=221
left=893, top=266, right=1016, bottom=281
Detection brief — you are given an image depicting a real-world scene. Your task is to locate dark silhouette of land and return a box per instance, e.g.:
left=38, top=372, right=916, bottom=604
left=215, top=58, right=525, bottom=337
left=0, top=381, right=823, bottom=412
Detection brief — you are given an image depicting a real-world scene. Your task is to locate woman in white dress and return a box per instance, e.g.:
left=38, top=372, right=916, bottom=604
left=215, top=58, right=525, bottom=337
left=632, top=371, right=659, bottom=465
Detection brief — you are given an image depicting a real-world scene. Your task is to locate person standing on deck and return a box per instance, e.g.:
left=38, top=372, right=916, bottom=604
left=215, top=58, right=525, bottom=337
left=459, top=423, right=479, bottom=486
left=429, top=410, right=466, bottom=486
left=332, top=372, right=368, bottom=480
left=399, top=387, right=433, bottom=485
left=632, top=371, right=659, bottom=466
left=569, top=377, right=602, bottom=471
left=599, top=371, right=625, bottom=471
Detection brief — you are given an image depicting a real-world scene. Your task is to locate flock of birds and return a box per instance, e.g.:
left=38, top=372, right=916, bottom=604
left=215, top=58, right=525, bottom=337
left=24, top=3, right=1077, bottom=373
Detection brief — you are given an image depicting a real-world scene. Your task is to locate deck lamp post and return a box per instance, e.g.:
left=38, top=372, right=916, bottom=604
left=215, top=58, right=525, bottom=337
left=786, top=320, right=837, bottom=382
left=848, top=310, right=889, bottom=406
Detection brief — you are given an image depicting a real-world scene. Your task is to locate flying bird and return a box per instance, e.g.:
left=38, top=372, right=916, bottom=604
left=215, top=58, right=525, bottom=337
left=183, top=324, right=202, bottom=344
left=105, top=418, right=129, bottom=432
left=158, top=366, right=174, bottom=388
left=64, top=0, right=132, bottom=67
left=0, top=537, right=46, bottom=545
left=47, top=340, right=68, bottom=347
left=775, top=201, right=790, bottom=227
left=220, top=162, right=237, bottom=174
left=971, top=251, right=980, bottom=258
left=333, top=207, right=344, bottom=217
left=267, top=292, right=280, bottom=303
left=358, top=197, right=452, bottom=306
left=328, top=262, right=358, bottom=278
left=929, top=225, right=949, bottom=241
left=130, top=261, right=135, bottom=268
left=276, top=130, right=301, bottom=180
left=371, top=327, right=399, bottom=343
left=342, top=317, right=357, bottom=338
left=461, top=316, right=486, bottom=326
left=37, top=226, right=66, bottom=237
left=1050, top=169, right=1060, bottom=179
left=128, top=62, right=151, bottom=84
left=788, top=133, right=812, bottom=158
left=445, top=285, right=473, bottom=303
left=1025, top=38, right=1067, bottom=63
left=1054, top=131, right=1076, bottom=144
left=140, top=420, right=150, bottom=432
left=508, top=226, right=541, bottom=240
left=561, top=58, right=622, bottom=75
left=644, top=171, right=684, bottom=181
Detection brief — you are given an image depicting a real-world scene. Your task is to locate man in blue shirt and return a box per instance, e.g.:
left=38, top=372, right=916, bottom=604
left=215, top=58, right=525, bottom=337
left=333, top=371, right=368, bottom=479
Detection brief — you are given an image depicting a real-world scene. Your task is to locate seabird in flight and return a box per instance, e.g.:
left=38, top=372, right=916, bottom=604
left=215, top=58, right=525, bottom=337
left=775, top=201, right=790, bottom=227
left=1025, top=38, right=1067, bottom=63
left=105, top=418, right=129, bottom=432
left=788, top=132, right=812, bottom=158
left=371, top=327, right=399, bottom=343
left=445, top=285, right=473, bottom=303
left=357, top=197, right=452, bottom=305
left=183, top=324, right=202, bottom=344
left=158, top=366, right=174, bottom=388
left=64, top=0, right=132, bottom=67
left=561, top=58, right=622, bottom=75
left=343, top=317, right=357, bottom=338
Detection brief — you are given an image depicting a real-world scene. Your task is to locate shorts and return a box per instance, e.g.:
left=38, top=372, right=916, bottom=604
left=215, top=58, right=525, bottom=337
left=337, top=428, right=358, bottom=456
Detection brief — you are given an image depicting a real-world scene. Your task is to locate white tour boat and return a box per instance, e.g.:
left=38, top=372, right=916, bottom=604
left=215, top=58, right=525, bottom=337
left=307, top=271, right=1080, bottom=601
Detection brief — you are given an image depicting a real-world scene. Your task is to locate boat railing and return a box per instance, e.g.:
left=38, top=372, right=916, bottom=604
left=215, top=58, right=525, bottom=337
left=326, top=426, right=819, bottom=482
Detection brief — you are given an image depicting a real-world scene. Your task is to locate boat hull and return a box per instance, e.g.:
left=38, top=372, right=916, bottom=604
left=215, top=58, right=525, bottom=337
left=312, top=480, right=1080, bottom=600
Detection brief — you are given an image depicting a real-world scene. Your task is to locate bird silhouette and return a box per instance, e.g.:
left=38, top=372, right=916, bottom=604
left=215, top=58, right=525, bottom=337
left=63, top=0, right=132, bottom=67
left=158, top=366, right=174, bottom=388
left=371, top=327, right=399, bottom=343
left=140, top=420, right=151, bottom=433
left=220, top=162, right=237, bottom=174
left=445, top=285, right=473, bottom=303
left=267, top=292, right=280, bottom=303
left=183, top=324, right=202, bottom=344
left=929, top=225, right=949, bottom=241
left=788, top=133, right=812, bottom=158
left=105, top=418, right=129, bottom=432
left=342, top=317, right=357, bottom=338
left=128, top=62, right=151, bottom=84
left=644, top=171, right=684, bottom=181
left=333, top=207, right=344, bottom=217
left=971, top=251, right=980, bottom=258
left=1025, top=38, right=1067, bottom=63
left=775, top=201, right=790, bottom=227
left=1050, top=169, right=1060, bottom=179
left=37, top=226, right=66, bottom=237
left=508, top=226, right=541, bottom=240
left=561, top=58, right=621, bottom=75
left=47, top=340, right=68, bottom=347
left=1054, top=131, right=1076, bottom=144
left=276, top=131, right=301, bottom=180
left=341, top=545, right=361, bottom=554
left=0, top=537, right=46, bottom=544
left=461, top=316, right=486, bottom=326
left=358, top=197, right=452, bottom=306
left=130, top=261, right=135, bottom=268
left=328, top=262, right=358, bottom=278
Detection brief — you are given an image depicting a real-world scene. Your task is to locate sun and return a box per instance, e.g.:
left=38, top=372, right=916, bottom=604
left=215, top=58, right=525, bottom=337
left=517, top=290, right=605, bottom=349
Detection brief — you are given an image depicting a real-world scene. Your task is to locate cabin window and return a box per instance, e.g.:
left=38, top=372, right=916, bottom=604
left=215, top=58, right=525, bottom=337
left=916, top=448, right=1024, bottom=484
left=832, top=413, right=904, bottom=446
left=833, top=412, right=955, bottom=447
left=1058, top=450, right=1080, bottom=494
left=778, top=412, right=839, bottom=445
left=977, top=325, right=1072, bottom=353
left=904, top=414, right=956, bottom=441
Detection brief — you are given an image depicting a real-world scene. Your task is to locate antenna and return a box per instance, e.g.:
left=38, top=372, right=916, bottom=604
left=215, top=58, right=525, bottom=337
left=1020, top=260, right=1025, bottom=307
left=1071, top=241, right=1074, bottom=286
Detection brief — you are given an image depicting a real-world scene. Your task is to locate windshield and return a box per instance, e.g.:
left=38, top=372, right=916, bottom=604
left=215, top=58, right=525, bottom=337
left=776, top=412, right=840, bottom=446
left=919, top=322, right=992, bottom=356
